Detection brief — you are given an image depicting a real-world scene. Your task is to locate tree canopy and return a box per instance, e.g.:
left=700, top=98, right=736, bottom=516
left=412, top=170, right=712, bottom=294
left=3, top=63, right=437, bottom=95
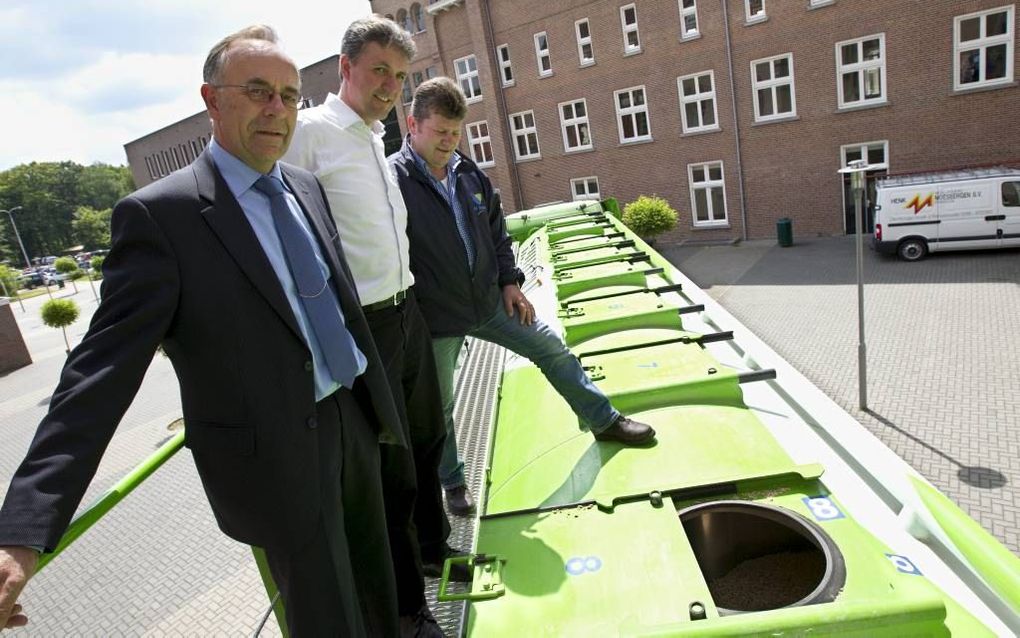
left=0, top=162, right=133, bottom=266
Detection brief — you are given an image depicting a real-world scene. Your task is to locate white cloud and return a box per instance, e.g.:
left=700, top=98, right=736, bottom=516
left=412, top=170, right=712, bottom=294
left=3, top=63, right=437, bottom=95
left=0, top=0, right=372, bottom=170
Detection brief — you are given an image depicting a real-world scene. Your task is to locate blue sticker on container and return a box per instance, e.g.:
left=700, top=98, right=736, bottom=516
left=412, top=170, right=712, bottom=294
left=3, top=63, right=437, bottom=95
left=886, top=554, right=923, bottom=576
left=802, top=496, right=845, bottom=521
left=565, top=556, right=602, bottom=576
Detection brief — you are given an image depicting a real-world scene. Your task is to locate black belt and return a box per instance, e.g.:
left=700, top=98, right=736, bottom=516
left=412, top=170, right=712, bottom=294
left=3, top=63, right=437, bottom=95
left=362, top=289, right=408, bottom=313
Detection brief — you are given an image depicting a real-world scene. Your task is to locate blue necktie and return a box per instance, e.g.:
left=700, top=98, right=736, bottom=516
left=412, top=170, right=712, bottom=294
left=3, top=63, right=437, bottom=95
left=254, top=175, right=363, bottom=389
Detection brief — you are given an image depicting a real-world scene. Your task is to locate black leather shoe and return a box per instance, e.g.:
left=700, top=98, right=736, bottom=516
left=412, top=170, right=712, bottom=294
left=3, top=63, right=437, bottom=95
left=593, top=416, right=656, bottom=445
left=422, top=545, right=473, bottom=582
left=444, top=484, right=476, bottom=516
left=399, top=604, right=446, bottom=638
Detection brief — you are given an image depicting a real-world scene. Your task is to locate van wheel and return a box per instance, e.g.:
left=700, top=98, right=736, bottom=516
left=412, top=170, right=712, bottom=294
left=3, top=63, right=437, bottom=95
left=898, top=238, right=927, bottom=261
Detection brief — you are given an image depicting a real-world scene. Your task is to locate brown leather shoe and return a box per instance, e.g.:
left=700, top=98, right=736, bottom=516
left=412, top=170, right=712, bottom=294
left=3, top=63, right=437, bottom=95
left=593, top=416, right=656, bottom=445
left=444, top=484, right=476, bottom=516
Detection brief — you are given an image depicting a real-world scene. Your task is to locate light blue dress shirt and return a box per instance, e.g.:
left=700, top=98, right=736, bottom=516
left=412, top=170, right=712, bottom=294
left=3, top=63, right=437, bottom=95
left=208, top=139, right=367, bottom=401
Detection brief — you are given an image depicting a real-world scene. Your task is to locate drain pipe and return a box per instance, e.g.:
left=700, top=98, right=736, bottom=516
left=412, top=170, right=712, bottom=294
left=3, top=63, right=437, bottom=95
left=481, top=0, right=527, bottom=211
left=721, top=0, right=749, bottom=241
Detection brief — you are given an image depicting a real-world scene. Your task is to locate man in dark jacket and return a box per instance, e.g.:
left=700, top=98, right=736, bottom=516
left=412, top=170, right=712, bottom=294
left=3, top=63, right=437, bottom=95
left=389, top=78, right=655, bottom=515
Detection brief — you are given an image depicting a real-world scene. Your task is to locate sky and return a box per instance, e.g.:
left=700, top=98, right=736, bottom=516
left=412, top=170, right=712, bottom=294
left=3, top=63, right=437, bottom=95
left=0, top=0, right=373, bottom=171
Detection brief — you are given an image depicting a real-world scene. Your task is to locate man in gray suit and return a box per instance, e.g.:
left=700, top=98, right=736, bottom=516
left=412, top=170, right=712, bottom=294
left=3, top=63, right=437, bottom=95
left=0, top=25, right=402, bottom=636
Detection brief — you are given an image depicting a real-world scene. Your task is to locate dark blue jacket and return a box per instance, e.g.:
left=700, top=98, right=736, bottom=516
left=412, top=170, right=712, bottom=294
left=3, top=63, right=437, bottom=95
left=389, top=139, right=524, bottom=337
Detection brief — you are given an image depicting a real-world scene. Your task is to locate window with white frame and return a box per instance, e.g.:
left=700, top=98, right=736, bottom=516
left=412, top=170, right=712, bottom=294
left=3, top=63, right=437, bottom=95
left=571, top=176, right=601, bottom=201
left=614, top=85, right=651, bottom=142
left=745, top=0, right=765, bottom=22
left=954, top=6, right=1014, bottom=90
left=412, top=71, right=424, bottom=88
left=467, top=121, right=494, bottom=167
left=688, top=162, right=727, bottom=226
left=559, top=99, right=593, bottom=152
left=836, top=34, right=885, bottom=108
left=454, top=55, right=482, bottom=103
left=411, top=3, right=425, bottom=32
left=576, top=18, right=595, bottom=66
left=751, top=53, right=796, bottom=122
left=620, top=4, right=641, bottom=54
left=401, top=79, right=413, bottom=105
left=678, top=71, right=718, bottom=133
left=535, top=32, right=552, bottom=76
left=510, top=110, right=541, bottom=160
left=426, top=66, right=437, bottom=79
left=497, top=44, right=514, bottom=86
left=679, top=0, right=699, bottom=39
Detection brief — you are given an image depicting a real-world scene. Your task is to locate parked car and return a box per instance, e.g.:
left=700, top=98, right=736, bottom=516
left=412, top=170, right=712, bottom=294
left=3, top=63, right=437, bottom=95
left=16, top=270, right=45, bottom=290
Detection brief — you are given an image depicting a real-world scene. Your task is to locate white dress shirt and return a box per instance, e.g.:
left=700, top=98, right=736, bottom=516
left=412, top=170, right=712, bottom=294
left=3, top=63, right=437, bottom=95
left=283, top=93, right=413, bottom=305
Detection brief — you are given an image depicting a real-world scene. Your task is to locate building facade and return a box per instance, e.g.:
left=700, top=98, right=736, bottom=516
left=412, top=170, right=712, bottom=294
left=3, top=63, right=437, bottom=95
left=373, top=0, right=1020, bottom=241
left=125, top=1, right=1020, bottom=241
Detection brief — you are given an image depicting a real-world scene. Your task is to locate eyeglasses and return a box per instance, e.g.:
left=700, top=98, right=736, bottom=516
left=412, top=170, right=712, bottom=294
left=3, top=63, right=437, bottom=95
left=213, top=84, right=302, bottom=110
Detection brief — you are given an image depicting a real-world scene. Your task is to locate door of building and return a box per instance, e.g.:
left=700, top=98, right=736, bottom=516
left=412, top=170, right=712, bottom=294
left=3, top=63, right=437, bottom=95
left=841, top=142, right=888, bottom=234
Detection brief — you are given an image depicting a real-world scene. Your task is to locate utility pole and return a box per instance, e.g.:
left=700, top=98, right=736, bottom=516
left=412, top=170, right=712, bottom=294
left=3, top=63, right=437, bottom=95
left=837, top=160, right=887, bottom=410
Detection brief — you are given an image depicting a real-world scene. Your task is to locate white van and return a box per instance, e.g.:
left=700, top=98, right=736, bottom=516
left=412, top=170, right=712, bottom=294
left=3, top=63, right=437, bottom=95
left=872, top=167, right=1020, bottom=261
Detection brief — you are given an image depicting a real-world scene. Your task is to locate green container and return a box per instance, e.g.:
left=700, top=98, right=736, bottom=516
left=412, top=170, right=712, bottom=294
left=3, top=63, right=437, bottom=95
left=777, top=217, right=793, bottom=247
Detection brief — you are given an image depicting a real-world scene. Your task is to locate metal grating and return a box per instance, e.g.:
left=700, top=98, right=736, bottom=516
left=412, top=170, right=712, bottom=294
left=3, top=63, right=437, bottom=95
left=424, top=337, right=506, bottom=636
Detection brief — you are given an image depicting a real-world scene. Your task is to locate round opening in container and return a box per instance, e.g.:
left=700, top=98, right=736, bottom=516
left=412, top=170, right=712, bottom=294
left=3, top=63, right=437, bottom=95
left=679, top=500, right=846, bottom=615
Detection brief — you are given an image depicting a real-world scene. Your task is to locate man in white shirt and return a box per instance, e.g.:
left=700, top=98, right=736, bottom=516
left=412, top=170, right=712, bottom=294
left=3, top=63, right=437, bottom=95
left=283, top=16, right=457, bottom=637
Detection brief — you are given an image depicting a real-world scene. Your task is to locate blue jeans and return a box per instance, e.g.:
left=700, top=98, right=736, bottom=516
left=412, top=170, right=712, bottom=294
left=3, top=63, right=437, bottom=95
left=432, top=307, right=619, bottom=488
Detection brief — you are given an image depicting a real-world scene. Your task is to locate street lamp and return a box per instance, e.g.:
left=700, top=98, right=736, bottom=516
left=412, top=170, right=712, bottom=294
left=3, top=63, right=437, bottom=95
left=837, top=159, right=888, bottom=411
left=1, top=206, right=32, bottom=270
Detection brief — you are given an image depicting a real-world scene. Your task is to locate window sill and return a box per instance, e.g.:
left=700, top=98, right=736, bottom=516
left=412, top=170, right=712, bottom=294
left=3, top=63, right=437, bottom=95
left=681, top=126, right=722, bottom=137
left=624, top=48, right=643, bottom=58
left=751, top=114, right=799, bottom=126
left=952, top=80, right=1017, bottom=95
left=515, top=155, right=543, bottom=164
left=579, top=60, right=596, bottom=69
left=745, top=15, right=768, bottom=26
left=807, top=0, right=835, bottom=9
left=564, top=146, right=595, bottom=155
left=502, top=81, right=516, bottom=89
left=465, top=96, right=483, bottom=105
left=680, top=32, right=702, bottom=43
left=836, top=99, right=889, bottom=113
left=538, top=71, right=554, bottom=79
left=692, top=222, right=730, bottom=230
left=618, top=137, right=654, bottom=146
left=476, top=161, right=495, bottom=169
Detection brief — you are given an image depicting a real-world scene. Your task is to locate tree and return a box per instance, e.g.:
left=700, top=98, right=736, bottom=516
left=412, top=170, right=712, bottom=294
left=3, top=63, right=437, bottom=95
left=0, top=161, right=132, bottom=262
left=54, top=256, right=81, bottom=293
left=41, top=298, right=80, bottom=353
left=0, top=265, right=18, bottom=297
left=72, top=206, right=112, bottom=249
left=623, top=195, right=679, bottom=243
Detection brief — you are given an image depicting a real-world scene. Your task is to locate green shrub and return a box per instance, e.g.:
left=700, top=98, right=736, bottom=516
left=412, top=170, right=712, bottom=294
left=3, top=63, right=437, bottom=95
left=90, top=255, right=105, bottom=272
left=622, top=195, right=678, bottom=240
left=0, top=266, right=18, bottom=297
left=54, top=256, right=78, bottom=274
left=41, top=298, right=80, bottom=353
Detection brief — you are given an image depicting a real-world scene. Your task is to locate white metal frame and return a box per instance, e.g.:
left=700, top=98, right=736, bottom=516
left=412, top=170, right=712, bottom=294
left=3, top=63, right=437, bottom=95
left=688, top=160, right=728, bottom=226
left=454, top=55, right=482, bottom=103
left=953, top=5, right=1015, bottom=91
left=509, top=110, right=541, bottom=161
left=751, top=53, right=797, bottom=122
left=467, top=121, right=495, bottom=168
left=559, top=98, right=593, bottom=152
left=836, top=33, right=887, bottom=108
left=614, top=85, right=651, bottom=143
left=677, top=70, right=719, bottom=133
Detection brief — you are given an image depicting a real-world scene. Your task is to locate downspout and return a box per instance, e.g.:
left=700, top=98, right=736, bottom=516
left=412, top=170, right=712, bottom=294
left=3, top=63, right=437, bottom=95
left=721, top=0, right=749, bottom=241
left=480, top=0, right=526, bottom=211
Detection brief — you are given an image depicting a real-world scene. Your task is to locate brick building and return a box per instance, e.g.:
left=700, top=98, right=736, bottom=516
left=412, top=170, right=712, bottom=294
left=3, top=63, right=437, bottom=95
left=125, top=1, right=1019, bottom=241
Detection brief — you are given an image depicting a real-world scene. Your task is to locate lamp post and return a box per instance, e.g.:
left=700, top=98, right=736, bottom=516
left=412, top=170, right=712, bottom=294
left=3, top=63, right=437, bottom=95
left=1, top=206, right=31, bottom=270
left=837, top=159, right=887, bottom=411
